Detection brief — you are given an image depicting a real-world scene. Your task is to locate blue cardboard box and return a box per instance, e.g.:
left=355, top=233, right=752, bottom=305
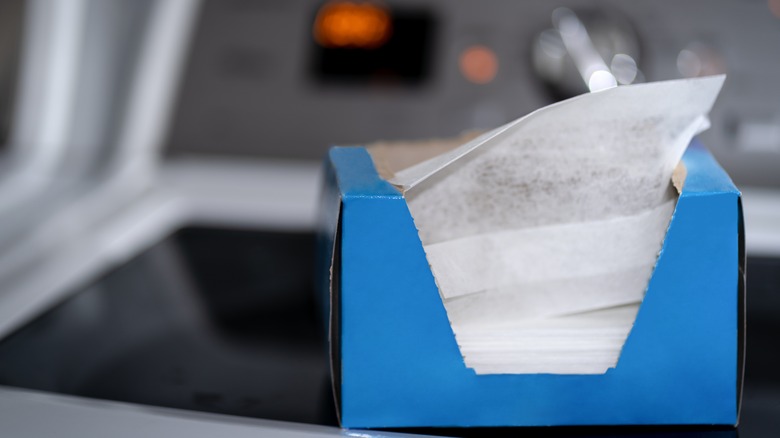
left=317, top=141, right=745, bottom=428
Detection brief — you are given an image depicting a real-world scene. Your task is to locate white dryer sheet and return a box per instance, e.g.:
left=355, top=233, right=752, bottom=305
left=390, top=75, right=726, bottom=375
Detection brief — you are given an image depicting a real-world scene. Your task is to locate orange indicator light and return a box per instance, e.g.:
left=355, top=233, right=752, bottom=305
left=313, top=1, right=392, bottom=49
left=459, top=45, right=499, bottom=84
left=770, top=0, right=780, bottom=18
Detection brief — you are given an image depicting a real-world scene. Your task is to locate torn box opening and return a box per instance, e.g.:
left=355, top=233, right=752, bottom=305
left=368, top=75, right=724, bottom=375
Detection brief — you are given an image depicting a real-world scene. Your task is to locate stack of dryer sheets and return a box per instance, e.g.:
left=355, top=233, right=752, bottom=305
left=387, top=76, right=725, bottom=374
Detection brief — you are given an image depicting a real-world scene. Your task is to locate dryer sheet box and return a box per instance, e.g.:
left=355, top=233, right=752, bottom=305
left=317, top=139, right=744, bottom=429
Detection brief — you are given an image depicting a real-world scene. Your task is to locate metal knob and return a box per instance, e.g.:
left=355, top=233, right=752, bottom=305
left=532, top=7, right=642, bottom=100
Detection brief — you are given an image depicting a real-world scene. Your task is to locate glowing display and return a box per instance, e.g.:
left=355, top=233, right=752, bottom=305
left=313, top=1, right=392, bottom=49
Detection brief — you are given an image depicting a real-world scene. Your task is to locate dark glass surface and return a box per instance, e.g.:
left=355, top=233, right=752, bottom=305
left=739, top=256, right=780, bottom=437
left=0, top=226, right=777, bottom=437
left=0, top=227, right=337, bottom=425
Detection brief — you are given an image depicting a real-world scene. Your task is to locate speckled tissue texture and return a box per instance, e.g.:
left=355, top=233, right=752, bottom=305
left=389, top=76, right=725, bottom=374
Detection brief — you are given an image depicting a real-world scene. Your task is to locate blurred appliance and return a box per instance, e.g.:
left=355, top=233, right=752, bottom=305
left=0, top=1, right=778, bottom=437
